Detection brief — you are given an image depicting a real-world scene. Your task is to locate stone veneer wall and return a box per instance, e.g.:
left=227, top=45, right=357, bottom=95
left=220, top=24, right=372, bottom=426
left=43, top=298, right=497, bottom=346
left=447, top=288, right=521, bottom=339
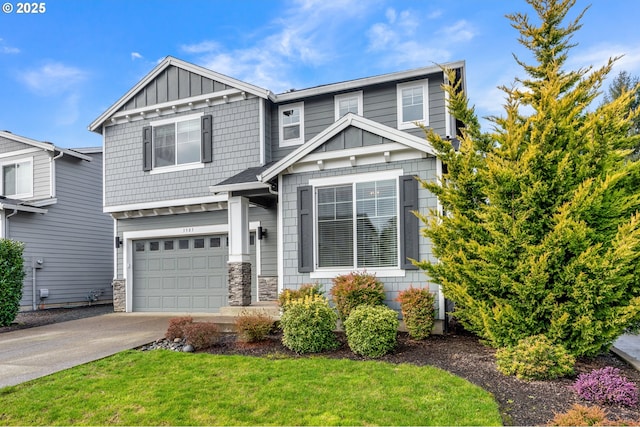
left=228, top=262, right=252, bottom=306
left=112, top=279, right=126, bottom=312
left=258, top=276, right=278, bottom=301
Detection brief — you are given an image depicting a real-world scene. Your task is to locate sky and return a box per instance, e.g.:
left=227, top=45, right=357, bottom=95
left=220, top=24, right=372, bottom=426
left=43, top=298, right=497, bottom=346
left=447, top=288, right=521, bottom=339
left=1, top=0, right=639, bottom=149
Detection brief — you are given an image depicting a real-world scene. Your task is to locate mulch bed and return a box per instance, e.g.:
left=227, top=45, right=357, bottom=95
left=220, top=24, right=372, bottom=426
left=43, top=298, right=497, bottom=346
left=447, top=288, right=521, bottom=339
left=204, top=331, right=640, bottom=426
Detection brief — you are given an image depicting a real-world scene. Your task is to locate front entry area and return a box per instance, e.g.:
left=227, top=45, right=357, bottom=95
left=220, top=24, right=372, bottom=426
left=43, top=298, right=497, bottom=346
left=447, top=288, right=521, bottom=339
left=132, top=233, right=256, bottom=312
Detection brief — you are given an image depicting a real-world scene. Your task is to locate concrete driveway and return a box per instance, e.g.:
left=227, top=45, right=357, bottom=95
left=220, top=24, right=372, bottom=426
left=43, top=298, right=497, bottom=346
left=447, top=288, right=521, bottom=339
left=0, top=313, right=177, bottom=388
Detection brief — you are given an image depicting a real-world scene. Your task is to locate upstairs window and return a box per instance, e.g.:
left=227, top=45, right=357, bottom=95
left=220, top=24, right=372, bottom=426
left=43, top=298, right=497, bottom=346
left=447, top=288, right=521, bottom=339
left=334, top=91, right=363, bottom=121
left=1, top=158, right=33, bottom=198
left=279, top=102, right=304, bottom=147
left=142, top=113, right=212, bottom=173
left=397, top=79, right=429, bottom=129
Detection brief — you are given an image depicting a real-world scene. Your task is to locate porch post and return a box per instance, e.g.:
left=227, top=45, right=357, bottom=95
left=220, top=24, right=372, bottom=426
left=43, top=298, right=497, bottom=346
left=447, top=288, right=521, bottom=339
left=227, top=196, right=251, bottom=306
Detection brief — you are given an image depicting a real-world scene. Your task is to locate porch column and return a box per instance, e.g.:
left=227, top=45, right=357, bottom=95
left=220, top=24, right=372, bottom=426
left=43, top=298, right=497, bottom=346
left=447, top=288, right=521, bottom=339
left=227, top=196, right=251, bottom=306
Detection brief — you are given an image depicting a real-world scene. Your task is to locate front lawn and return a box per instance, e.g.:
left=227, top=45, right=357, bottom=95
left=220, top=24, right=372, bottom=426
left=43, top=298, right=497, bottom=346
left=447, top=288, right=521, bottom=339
left=0, top=350, right=501, bottom=426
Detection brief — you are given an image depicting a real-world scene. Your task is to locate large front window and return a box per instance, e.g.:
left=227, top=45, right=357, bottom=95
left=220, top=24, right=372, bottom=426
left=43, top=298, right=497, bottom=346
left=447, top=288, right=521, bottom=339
left=1, top=158, right=33, bottom=198
left=153, top=118, right=201, bottom=168
left=317, top=179, right=398, bottom=269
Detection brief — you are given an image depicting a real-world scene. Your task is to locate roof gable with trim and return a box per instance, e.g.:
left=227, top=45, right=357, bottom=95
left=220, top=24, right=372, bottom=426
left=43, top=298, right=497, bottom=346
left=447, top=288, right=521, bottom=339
left=259, top=113, right=436, bottom=182
left=89, top=56, right=274, bottom=132
left=0, top=131, right=92, bottom=161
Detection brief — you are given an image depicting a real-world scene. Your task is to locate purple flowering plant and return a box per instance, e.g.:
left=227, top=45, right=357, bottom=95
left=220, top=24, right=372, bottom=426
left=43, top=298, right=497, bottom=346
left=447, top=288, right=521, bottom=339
left=573, top=366, right=639, bottom=407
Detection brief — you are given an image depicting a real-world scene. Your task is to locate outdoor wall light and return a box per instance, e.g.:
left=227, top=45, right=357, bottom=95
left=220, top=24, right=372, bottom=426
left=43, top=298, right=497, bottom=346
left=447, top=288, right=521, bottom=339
left=115, top=236, right=123, bottom=248
left=257, top=226, right=268, bottom=240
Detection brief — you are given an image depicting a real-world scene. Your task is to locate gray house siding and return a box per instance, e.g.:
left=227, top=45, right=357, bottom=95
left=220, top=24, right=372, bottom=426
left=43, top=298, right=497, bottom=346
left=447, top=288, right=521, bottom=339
left=280, top=157, right=438, bottom=312
left=14, top=153, right=112, bottom=309
left=104, top=97, right=262, bottom=207
left=0, top=136, right=27, bottom=153
left=120, top=65, right=230, bottom=111
left=269, top=73, right=446, bottom=162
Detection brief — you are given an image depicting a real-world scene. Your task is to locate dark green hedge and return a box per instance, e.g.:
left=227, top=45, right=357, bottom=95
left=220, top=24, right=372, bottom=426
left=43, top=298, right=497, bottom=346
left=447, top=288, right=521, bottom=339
left=0, top=239, right=25, bottom=326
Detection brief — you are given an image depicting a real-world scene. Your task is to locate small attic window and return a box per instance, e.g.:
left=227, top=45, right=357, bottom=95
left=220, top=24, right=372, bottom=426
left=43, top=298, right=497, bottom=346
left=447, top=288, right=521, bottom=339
left=279, top=102, right=304, bottom=147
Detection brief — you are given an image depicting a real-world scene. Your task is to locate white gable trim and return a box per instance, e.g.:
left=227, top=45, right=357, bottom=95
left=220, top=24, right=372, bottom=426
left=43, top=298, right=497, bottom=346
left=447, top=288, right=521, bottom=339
left=0, top=131, right=91, bottom=161
left=258, top=113, right=436, bottom=182
left=89, top=56, right=274, bottom=132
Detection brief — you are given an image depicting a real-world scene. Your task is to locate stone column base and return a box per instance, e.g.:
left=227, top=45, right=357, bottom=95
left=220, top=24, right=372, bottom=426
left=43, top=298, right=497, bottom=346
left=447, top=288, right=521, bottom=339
left=112, top=279, right=126, bottom=312
left=258, top=276, right=278, bottom=301
left=228, top=262, right=251, bottom=306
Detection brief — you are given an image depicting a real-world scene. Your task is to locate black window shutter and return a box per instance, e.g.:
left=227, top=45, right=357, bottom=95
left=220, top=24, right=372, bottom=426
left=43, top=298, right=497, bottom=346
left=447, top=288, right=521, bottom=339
left=201, top=114, right=213, bottom=163
left=399, top=175, right=419, bottom=269
left=297, top=185, right=314, bottom=273
left=142, top=126, right=152, bottom=171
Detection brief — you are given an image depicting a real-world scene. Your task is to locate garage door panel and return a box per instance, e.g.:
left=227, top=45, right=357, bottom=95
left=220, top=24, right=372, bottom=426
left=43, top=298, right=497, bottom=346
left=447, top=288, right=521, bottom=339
left=133, top=233, right=256, bottom=313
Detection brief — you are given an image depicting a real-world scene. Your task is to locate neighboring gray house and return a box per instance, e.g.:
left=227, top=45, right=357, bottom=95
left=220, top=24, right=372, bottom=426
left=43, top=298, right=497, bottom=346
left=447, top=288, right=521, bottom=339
left=0, top=131, right=113, bottom=310
left=89, top=56, right=464, bottom=326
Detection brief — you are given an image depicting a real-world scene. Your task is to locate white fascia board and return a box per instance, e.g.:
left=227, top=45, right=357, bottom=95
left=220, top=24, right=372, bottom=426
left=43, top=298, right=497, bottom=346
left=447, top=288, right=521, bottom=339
left=258, top=114, right=436, bottom=182
left=89, top=56, right=274, bottom=133
left=275, top=60, right=466, bottom=102
left=209, top=181, right=271, bottom=194
left=0, top=131, right=90, bottom=161
left=0, top=202, right=47, bottom=214
left=104, top=194, right=228, bottom=213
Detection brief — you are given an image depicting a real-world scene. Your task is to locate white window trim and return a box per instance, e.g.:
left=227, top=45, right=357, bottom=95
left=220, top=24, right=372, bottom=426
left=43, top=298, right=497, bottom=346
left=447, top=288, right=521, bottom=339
left=397, top=79, right=429, bottom=130
left=150, top=112, right=204, bottom=172
left=279, top=102, right=304, bottom=147
left=0, top=156, right=34, bottom=199
left=334, top=91, right=363, bottom=121
left=309, top=169, right=405, bottom=278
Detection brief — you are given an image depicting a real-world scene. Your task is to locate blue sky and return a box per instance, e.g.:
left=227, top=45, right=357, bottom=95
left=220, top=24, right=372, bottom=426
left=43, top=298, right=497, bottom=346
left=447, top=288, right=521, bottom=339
left=1, top=0, right=639, bottom=149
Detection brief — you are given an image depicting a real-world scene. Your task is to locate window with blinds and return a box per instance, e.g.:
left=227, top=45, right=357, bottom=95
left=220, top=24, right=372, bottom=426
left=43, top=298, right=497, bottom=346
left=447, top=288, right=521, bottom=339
left=316, top=179, right=398, bottom=269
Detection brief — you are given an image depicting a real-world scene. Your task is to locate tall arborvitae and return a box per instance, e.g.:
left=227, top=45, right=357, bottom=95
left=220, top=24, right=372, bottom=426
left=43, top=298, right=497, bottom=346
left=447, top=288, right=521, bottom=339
left=416, top=0, right=640, bottom=357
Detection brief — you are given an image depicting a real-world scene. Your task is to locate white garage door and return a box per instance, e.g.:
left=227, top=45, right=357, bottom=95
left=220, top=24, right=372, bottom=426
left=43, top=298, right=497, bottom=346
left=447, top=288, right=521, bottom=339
left=132, top=234, right=256, bottom=312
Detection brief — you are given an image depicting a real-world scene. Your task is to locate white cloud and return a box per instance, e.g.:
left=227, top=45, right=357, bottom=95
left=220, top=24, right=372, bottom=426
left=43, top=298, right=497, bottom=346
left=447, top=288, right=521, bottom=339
left=19, top=62, right=88, bottom=95
left=180, top=41, right=220, bottom=54
left=131, top=52, right=143, bottom=60
left=0, top=38, right=19, bottom=54
left=439, top=20, right=476, bottom=43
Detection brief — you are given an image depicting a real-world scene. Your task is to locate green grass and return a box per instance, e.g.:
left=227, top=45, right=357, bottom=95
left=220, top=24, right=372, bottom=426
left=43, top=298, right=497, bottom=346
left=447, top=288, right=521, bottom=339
left=0, top=351, right=502, bottom=426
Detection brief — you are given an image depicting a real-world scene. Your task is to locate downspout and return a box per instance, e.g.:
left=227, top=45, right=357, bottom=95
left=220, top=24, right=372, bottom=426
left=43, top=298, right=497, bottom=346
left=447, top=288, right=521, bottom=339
left=32, top=262, right=37, bottom=311
left=4, top=208, right=18, bottom=237
left=51, top=150, right=64, bottom=198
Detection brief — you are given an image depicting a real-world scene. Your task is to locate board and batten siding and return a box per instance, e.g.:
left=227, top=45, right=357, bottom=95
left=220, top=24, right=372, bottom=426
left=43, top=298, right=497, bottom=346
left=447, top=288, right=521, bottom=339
left=120, top=65, right=231, bottom=111
left=114, top=207, right=278, bottom=280
left=280, top=157, right=439, bottom=313
left=15, top=153, right=113, bottom=309
left=104, top=97, right=262, bottom=207
left=269, top=73, right=447, bottom=162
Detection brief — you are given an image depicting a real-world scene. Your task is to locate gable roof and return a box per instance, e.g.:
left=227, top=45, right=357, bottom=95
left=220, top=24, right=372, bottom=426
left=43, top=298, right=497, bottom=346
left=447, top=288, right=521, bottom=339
left=0, top=131, right=92, bottom=161
left=89, top=56, right=274, bottom=132
left=275, top=60, right=465, bottom=103
left=258, top=113, right=436, bottom=183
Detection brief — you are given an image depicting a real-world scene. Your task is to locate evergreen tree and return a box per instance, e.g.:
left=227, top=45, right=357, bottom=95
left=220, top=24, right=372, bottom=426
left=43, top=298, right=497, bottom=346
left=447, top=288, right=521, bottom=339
left=604, top=71, right=640, bottom=156
left=416, top=0, right=640, bottom=357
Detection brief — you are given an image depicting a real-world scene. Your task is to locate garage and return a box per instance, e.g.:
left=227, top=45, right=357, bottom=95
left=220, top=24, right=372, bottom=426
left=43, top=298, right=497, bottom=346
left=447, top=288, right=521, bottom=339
left=132, top=233, right=256, bottom=312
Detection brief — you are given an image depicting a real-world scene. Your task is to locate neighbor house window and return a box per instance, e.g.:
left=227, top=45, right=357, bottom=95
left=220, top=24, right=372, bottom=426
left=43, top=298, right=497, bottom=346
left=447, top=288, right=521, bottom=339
left=142, top=113, right=212, bottom=173
left=397, top=79, right=429, bottom=129
left=279, top=102, right=304, bottom=147
left=1, top=158, right=33, bottom=198
left=334, top=91, right=363, bottom=121
left=316, top=177, right=398, bottom=269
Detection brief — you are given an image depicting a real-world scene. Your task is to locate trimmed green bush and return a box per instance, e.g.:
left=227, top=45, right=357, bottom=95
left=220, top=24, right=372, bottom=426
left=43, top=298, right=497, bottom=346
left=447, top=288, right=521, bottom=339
left=330, top=272, right=385, bottom=322
left=279, top=294, right=339, bottom=354
left=344, top=305, right=398, bottom=358
left=496, top=335, right=575, bottom=380
left=0, top=239, right=25, bottom=327
left=396, top=286, right=436, bottom=340
left=278, top=283, right=324, bottom=313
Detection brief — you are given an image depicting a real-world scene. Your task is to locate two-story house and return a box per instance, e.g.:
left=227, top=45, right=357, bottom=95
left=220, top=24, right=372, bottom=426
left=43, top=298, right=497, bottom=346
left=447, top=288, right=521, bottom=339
left=0, top=131, right=113, bottom=310
left=90, top=56, right=464, bottom=326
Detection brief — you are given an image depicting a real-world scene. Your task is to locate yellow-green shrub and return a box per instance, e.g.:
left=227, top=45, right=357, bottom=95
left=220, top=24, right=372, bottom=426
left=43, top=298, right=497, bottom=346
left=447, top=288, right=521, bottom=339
left=496, top=335, right=575, bottom=380
left=279, top=295, right=339, bottom=354
left=278, top=283, right=324, bottom=313
left=344, top=305, right=398, bottom=358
